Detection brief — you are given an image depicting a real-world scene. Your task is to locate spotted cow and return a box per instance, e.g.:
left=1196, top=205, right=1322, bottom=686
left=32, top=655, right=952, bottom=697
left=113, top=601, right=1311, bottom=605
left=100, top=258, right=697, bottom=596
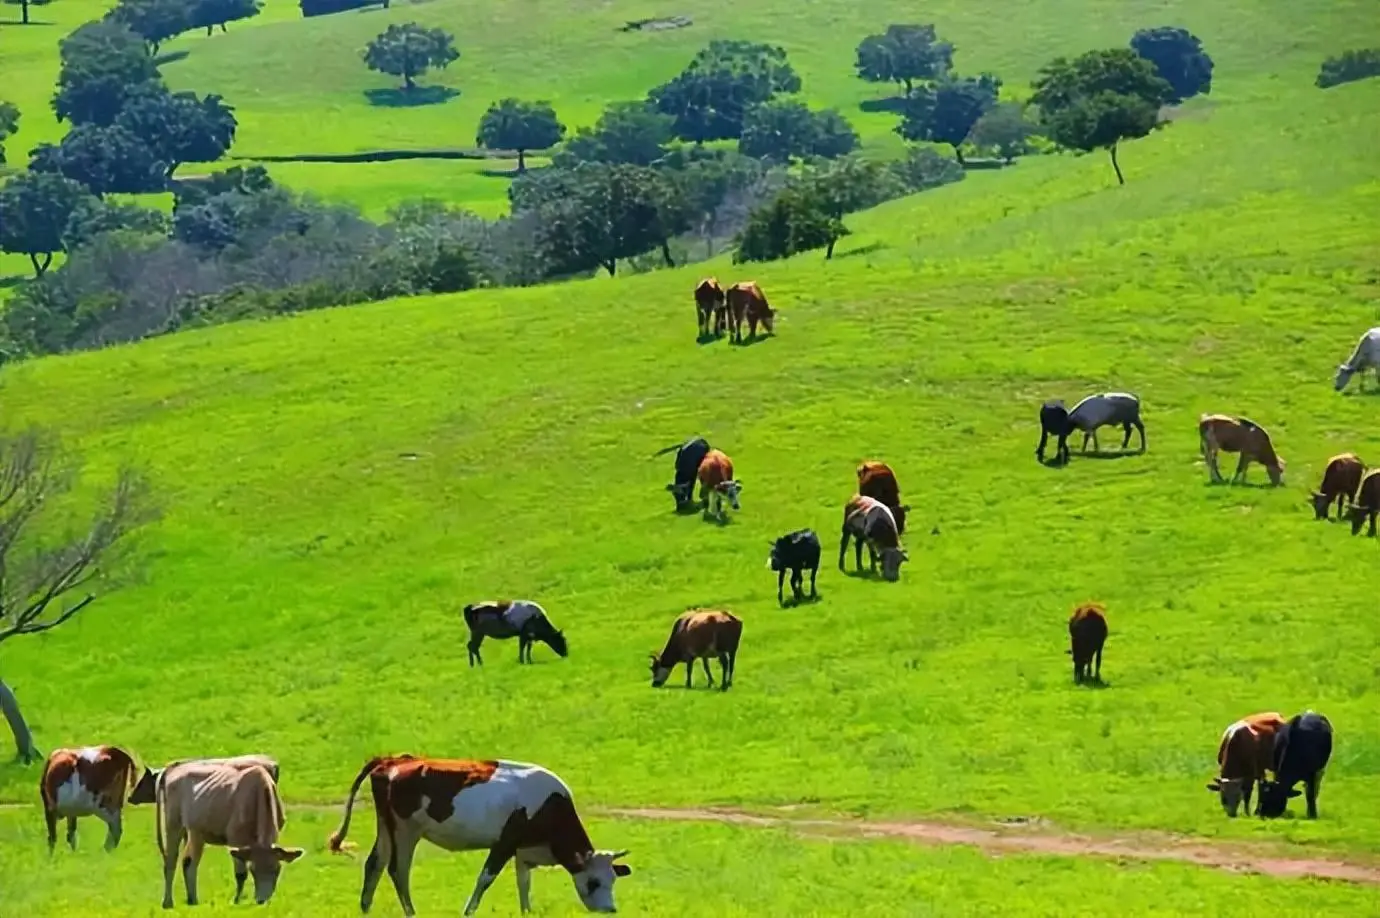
left=1206, top=711, right=1286, bottom=817
left=39, top=745, right=139, bottom=853
left=697, top=449, right=742, bottom=521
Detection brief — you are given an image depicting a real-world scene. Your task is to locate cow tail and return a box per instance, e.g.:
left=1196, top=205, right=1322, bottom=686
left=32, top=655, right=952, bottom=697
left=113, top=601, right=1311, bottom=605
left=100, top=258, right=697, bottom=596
left=327, top=757, right=382, bottom=853
left=154, top=767, right=167, bottom=858
left=649, top=443, right=681, bottom=459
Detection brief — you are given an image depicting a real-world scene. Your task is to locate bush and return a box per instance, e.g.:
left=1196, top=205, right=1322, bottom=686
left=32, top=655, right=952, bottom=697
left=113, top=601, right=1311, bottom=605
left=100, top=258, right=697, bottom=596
left=1317, top=49, right=1380, bottom=89
left=887, top=146, right=965, bottom=193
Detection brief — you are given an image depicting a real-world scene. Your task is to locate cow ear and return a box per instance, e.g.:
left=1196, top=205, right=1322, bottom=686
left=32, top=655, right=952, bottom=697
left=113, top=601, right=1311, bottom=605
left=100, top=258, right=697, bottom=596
left=230, top=847, right=252, bottom=862
left=1286, top=789, right=1302, bottom=799
left=275, top=846, right=305, bottom=862
left=1205, top=782, right=1220, bottom=792
left=613, top=863, right=632, bottom=877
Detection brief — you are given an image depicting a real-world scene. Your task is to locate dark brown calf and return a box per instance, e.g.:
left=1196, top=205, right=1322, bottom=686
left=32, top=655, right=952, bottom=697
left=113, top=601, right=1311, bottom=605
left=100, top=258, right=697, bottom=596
left=1310, top=453, right=1364, bottom=520
left=694, top=277, right=726, bottom=338
left=1347, top=468, right=1380, bottom=536
left=1066, top=603, right=1107, bottom=684
left=725, top=281, right=774, bottom=343
left=857, top=460, right=909, bottom=535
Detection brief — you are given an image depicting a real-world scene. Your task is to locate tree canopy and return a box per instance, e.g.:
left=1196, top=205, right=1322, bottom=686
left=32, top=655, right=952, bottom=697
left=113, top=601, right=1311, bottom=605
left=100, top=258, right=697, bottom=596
left=106, top=0, right=192, bottom=54
left=554, top=102, right=674, bottom=167
left=896, top=74, right=1000, bottom=162
left=30, top=123, right=169, bottom=196
left=191, top=0, right=262, bottom=35
left=0, top=101, right=19, bottom=165
left=855, top=24, right=954, bottom=95
left=476, top=99, right=565, bottom=172
left=968, top=101, right=1041, bottom=162
left=739, top=99, right=858, bottom=162
left=648, top=40, right=801, bottom=144
left=53, top=20, right=161, bottom=126
left=1130, top=27, right=1213, bottom=104
left=0, top=171, right=95, bottom=277
left=362, top=22, right=458, bottom=91
left=115, top=85, right=237, bottom=178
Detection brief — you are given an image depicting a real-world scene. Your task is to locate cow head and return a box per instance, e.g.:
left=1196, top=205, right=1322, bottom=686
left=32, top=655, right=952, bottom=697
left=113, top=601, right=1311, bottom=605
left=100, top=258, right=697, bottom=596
left=759, top=307, right=775, bottom=333
left=1308, top=492, right=1334, bottom=519
left=230, top=845, right=304, bottom=904
left=1254, top=780, right=1297, bottom=819
left=649, top=654, right=673, bottom=687
left=570, top=849, right=632, bottom=912
left=665, top=481, right=694, bottom=510
left=1205, top=777, right=1247, bottom=817
left=879, top=547, right=909, bottom=582
left=717, top=480, right=742, bottom=510
left=1334, top=364, right=1355, bottom=392
left=128, top=767, right=159, bottom=805
left=1265, top=459, right=1285, bottom=487
left=1347, top=503, right=1369, bottom=535
left=767, top=538, right=786, bottom=571
left=547, top=629, right=570, bottom=658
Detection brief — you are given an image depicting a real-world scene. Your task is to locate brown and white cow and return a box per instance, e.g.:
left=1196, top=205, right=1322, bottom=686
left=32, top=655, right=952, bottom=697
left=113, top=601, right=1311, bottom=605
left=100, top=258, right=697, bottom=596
left=1206, top=711, right=1286, bottom=817
left=694, top=277, right=726, bottom=338
left=157, top=761, right=303, bottom=908
left=1198, top=414, right=1286, bottom=486
left=856, top=460, right=909, bottom=535
left=725, top=281, right=774, bottom=343
left=1347, top=467, right=1380, bottom=537
left=649, top=608, right=742, bottom=690
left=39, top=745, right=139, bottom=853
left=327, top=756, right=631, bottom=916
left=1309, top=452, right=1365, bottom=521
left=696, top=448, right=742, bottom=521
left=838, top=495, right=909, bottom=581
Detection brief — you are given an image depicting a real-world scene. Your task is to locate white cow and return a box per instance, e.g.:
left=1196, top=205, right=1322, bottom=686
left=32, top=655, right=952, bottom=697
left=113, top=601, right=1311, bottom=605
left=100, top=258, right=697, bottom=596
left=1334, top=327, right=1380, bottom=392
left=1066, top=392, right=1146, bottom=453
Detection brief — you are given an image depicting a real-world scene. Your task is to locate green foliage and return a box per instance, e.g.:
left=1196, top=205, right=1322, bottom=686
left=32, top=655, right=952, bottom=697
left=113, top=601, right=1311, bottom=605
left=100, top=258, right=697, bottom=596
left=1317, top=48, right=1380, bottom=89
left=648, top=40, right=802, bottom=144
left=736, top=155, right=896, bottom=263
left=362, top=22, right=458, bottom=91
left=0, top=101, right=18, bottom=165
left=106, top=0, right=193, bottom=54
left=298, top=0, right=386, bottom=17
left=190, top=0, right=261, bottom=35
left=52, top=20, right=161, bottom=126
left=0, top=171, right=93, bottom=277
left=29, top=124, right=168, bottom=196
left=885, top=144, right=965, bottom=192
left=1131, top=26, right=1214, bottom=103
left=896, top=74, right=1000, bottom=161
left=114, top=85, right=237, bottom=178
left=968, top=101, right=1042, bottom=162
left=62, top=198, right=169, bottom=250
left=554, top=102, right=674, bottom=167
left=475, top=99, right=565, bottom=172
left=855, top=24, right=954, bottom=95
left=739, top=99, right=858, bottom=162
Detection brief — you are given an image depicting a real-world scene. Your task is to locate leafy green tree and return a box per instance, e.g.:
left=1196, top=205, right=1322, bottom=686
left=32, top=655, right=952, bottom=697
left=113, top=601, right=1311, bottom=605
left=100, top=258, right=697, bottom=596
left=533, top=163, right=687, bottom=276
left=738, top=100, right=857, bottom=162
left=190, top=0, right=261, bottom=35
left=648, top=40, right=801, bottom=144
left=0, top=172, right=94, bottom=276
left=62, top=199, right=169, bottom=249
left=553, top=102, right=674, bottom=167
left=362, top=23, right=458, bottom=91
left=0, top=102, right=19, bottom=165
left=887, top=145, right=964, bottom=192
left=475, top=99, right=565, bottom=172
left=734, top=186, right=842, bottom=264
left=30, top=124, right=168, bottom=196
left=1130, top=27, right=1213, bottom=103
left=896, top=74, right=999, bottom=162
left=968, top=101, right=1041, bottom=162
left=855, top=24, right=953, bottom=96
left=52, top=20, right=161, bottom=126
left=116, top=85, right=237, bottom=178
left=106, top=0, right=192, bottom=54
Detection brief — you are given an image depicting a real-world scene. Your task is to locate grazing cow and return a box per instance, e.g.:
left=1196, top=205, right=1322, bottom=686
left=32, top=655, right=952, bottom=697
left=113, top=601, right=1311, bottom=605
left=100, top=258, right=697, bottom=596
left=693, top=277, right=726, bottom=338
left=326, top=756, right=631, bottom=916
left=1333, top=326, right=1380, bottom=392
left=838, top=495, right=909, bottom=582
left=652, top=436, right=712, bottom=511
left=1198, top=414, right=1286, bottom=486
left=1066, top=392, right=1146, bottom=453
left=463, top=599, right=568, bottom=666
left=696, top=448, right=742, bottom=521
left=1036, top=399, right=1071, bottom=465
left=1258, top=711, right=1333, bottom=819
left=39, top=745, right=138, bottom=853
left=649, top=609, right=742, bottom=690
left=1066, top=603, right=1108, bottom=684
left=157, top=762, right=303, bottom=908
left=1205, top=711, right=1286, bottom=817
left=1309, top=453, right=1365, bottom=520
left=1347, top=468, right=1380, bottom=536
left=725, top=281, right=774, bottom=343
left=856, top=460, right=909, bottom=535
left=130, top=753, right=280, bottom=806
left=767, top=528, right=820, bottom=604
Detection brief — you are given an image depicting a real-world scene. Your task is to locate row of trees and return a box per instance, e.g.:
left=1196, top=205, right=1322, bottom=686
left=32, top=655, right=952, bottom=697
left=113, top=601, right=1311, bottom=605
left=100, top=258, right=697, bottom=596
left=106, top=0, right=261, bottom=51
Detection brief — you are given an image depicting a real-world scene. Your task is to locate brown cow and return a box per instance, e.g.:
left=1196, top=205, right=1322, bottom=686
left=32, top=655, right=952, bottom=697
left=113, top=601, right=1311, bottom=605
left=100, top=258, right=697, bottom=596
left=1198, top=414, right=1286, bottom=486
left=1309, top=452, right=1365, bottom=521
left=649, top=609, right=742, bottom=690
left=694, top=277, right=726, bottom=338
left=1206, top=712, right=1287, bottom=817
left=1066, top=603, right=1108, bottom=684
left=857, top=460, right=909, bottom=535
left=696, top=448, right=742, bottom=521
left=1347, top=468, right=1380, bottom=536
left=839, top=495, right=908, bottom=581
left=39, top=745, right=139, bottom=853
left=725, top=281, right=774, bottom=343
left=130, top=753, right=280, bottom=805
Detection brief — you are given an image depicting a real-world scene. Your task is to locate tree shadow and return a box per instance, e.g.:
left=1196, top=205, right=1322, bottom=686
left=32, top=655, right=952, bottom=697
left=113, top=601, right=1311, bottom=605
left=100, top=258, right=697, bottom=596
left=154, top=49, right=190, bottom=66
left=0, top=18, right=58, bottom=26
left=835, top=242, right=887, bottom=259
left=0, top=275, right=30, bottom=290
left=477, top=167, right=523, bottom=178
left=364, top=86, right=460, bottom=108
left=859, top=96, right=908, bottom=115
left=1201, top=478, right=1277, bottom=490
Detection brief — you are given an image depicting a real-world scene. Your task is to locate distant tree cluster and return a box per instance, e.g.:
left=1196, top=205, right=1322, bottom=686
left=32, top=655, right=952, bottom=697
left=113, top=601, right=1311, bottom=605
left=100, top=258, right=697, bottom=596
left=1316, top=48, right=1380, bottom=89
left=104, top=0, right=262, bottom=52
left=0, top=101, right=19, bottom=165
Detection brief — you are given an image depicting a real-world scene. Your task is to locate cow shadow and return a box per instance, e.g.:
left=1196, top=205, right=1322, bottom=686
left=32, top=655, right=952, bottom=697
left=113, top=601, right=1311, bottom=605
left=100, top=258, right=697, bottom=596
left=696, top=331, right=724, bottom=346
left=1076, top=449, right=1143, bottom=461
left=1201, top=479, right=1275, bottom=490
left=364, top=86, right=460, bottom=108
left=780, top=592, right=824, bottom=609
left=729, top=334, right=771, bottom=349
left=701, top=513, right=734, bottom=527
left=1073, top=677, right=1111, bottom=690
left=1037, top=455, right=1071, bottom=469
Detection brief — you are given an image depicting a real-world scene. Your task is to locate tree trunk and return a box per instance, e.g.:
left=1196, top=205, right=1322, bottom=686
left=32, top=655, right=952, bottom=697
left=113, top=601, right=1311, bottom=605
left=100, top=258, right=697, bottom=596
left=517, top=149, right=526, bottom=172
left=660, top=240, right=675, bottom=267
left=1109, top=144, right=1125, bottom=185
left=220, top=22, right=227, bottom=33
left=0, top=676, right=39, bottom=764
left=403, top=73, right=415, bottom=91
left=902, top=77, right=912, bottom=95
left=602, top=260, right=616, bottom=277
left=21, top=0, right=30, bottom=24
left=954, top=144, right=966, bottom=165
left=30, top=252, right=52, bottom=278
left=206, top=25, right=213, bottom=36
left=826, top=237, right=837, bottom=260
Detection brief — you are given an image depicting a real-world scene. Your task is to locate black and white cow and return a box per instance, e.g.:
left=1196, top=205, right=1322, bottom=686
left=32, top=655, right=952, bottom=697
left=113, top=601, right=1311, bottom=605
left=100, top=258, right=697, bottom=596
left=767, top=529, right=820, bottom=605
left=652, top=437, right=712, bottom=512
left=1036, top=399, right=1071, bottom=465
left=1067, top=392, right=1146, bottom=454
left=1257, top=711, right=1333, bottom=819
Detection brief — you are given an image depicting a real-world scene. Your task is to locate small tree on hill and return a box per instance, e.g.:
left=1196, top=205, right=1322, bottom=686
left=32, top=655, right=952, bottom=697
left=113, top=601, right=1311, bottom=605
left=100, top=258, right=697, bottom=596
left=0, top=102, right=19, bottom=165
left=647, top=40, right=801, bottom=144
left=190, top=0, right=261, bottom=35
left=115, top=85, right=237, bottom=179
left=896, top=74, right=1000, bottom=163
left=106, top=0, right=192, bottom=54
left=476, top=99, right=565, bottom=172
left=0, top=171, right=94, bottom=277
left=52, top=20, right=161, bottom=126
left=4, top=0, right=52, bottom=26
left=362, top=23, right=458, bottom=92
left=855, top=24, right=953, bottom=96
left=533, top=163, right=688, bottom=276
left=739, top=100, right=858, bottom=162
left=1130, top=27, right=1213, bottom=104
left=554, top=102, right=674, bottom=167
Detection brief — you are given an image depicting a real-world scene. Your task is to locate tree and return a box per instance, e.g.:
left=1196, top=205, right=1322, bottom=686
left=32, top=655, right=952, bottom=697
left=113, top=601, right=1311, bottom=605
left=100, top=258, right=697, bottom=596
left=190, top=0, right=262, bottom=36
left=1316, top=48, right=1380, bottom=89
left=796, top=155, right=891, bottom=258
left=106, top=0, right=192, bottom=54
left=553, top=102, right=674, bottom=167
left=855, top=24, right=953, bottom=96
left=30, top=124, right=168, bottom=196
left=533, top=163, right=687, bottom=276
left=52, top=21, right=161, bottom=126
left=0, top=101, right=18, bottom=165
left=968, top=101, right=1041, bottom=162
left=1131, top=27, right=1213, bottom=103
left=63, top=199, right=169, bottom=249
left=896, top=74, right=1000, bottom=162
left=116, top=85, right=237, bottom=178
left=647, top=40, right=801, bottom=144
left=4, top=0, right=52, bottom=26
left=738, top=100, right=857, bottom=162
left=362, top=23, right=458, bottom=91
left=0, top=430, right=155, bottom=763
left=475, top=99, right=565, bottom=172
left=0, top=172, right=94, bottom=276
left=734, top=186, right=842, bottom=264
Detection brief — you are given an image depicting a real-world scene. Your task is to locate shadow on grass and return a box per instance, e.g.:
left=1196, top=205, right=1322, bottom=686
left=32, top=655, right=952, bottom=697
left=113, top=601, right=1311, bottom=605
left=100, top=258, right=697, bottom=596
left=701, top=513, right=734, bottom=527
left=0, top=275, right=31, bottom=290
left=696, top=330, right=725, bottom=346
left=0, top=18, right=57, bottom=26
left=154, top=50, right=190, bottom=66
left=364, top=86, right=460, bottom=108
left=859, top=96, right=908, bottom=115
left=729, top=333, right=771, bottom=348
left=779, top=592, right=823, bottom=609
left=1201, top=479, right=1278, bottom=490
left=1074, top=678, right=1112, bottom=690
left=835, top=242, right=887, bottom=259
left=477, top=167, right=523, bottom=178
left=1037, top=455, right=1071, bottom=469
left=1076, top=450, right=1144, bottom=461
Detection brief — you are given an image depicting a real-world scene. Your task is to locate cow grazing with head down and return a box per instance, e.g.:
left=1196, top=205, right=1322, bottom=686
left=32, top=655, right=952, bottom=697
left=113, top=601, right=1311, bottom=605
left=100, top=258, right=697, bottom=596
left=839, top=495, right=909, bottom=582
left=1036, top=400, right=1071, bottom=465
left=1347, top=468, right=1380, bottom=536
left=697, top=448, right=742, bottom=521
left=694, top=277, right=726, bottom=338
left=725, top=281, right=774, bottom=343
left=1066, top=603, right=1107, bottom=685
left=1309, top=453, right=1365, bottom=521
left=1066, top=392, right=1146, bottom=453
left=856, top=461, right=909, bottom=535
left=1333, top=326, right=1380, bottom=392
left=463, top=599, right=568, bottom=666
left=327, top=756, right=631, bottom=916
left=1257, top=711, right=1333, bottom=820
left=1198, top=414, right=1286, bottom=486
left=652, top=436, right=711, bottom=512
left=649, top=609, right=742, bottom=690
left=768, top=528, right=820, bottom=604
left=1206, top=711, right=1286, bottom=817
left=39, top=745, right=139, bottom=853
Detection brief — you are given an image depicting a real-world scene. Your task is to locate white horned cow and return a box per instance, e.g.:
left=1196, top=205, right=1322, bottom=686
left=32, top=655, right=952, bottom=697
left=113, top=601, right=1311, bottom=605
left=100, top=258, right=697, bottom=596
left=1333, top=326, right=1380, bottom=392
left=327, top=755, right=631, bottom=916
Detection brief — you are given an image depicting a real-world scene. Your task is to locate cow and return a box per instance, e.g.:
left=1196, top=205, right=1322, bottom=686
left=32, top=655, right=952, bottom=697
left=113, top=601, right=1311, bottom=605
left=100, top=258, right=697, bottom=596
left=696, top=448, right=742, bottom=521
left=1036, top=399, right=1071, bottom=466
left=694, top=277, right=726, bottom=338
left=652, top=436, right=711, bottom=512
left=838, top=494, right=909, bottom=582
left=326, top=756, right=631, bottom=916
left=130, top=753, right=281, bottom=806
left=157, top=761, right=303, bottom=908
left=463, top=599, right=568, bottom=666
left=1347, top=468, right=1380, bottom=536
left=38, top=745, right=139, bottom=853
left=725, top=281, right=774, bottom=343
left=1333, top=326, right=1380, bottom=392
left=1066, top=603, right=1108, bottom=685
left=1066, top=392, right=1146, bottom=453
left=767, top=528, right=820, bottom=605
left=1205, top=711, right=1286, bottom=817
left=1198, top=414, right=1286, bottom=486
left=856, top=460, right=909, bottom=535
left=649, top=608, right=742, bottom=690
left=1257, top=711, right=1333, bottom=820
left=1309, top=452, right=1365, bottom=521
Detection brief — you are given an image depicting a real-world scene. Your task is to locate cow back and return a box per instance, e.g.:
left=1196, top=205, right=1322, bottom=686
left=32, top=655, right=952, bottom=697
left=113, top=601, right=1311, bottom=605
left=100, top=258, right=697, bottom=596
left=1358, top=469, right=1380, bottom=509
left=1274, top=712, right=1333, bottom=782
left=674, top=438, right=711, bottom=485
left=698, top=449, right=733, bottom=486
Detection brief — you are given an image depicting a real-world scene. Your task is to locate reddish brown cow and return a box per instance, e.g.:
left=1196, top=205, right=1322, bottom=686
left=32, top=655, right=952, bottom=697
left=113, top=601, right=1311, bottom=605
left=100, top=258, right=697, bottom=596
left=1206, top=712, right=1286, bottom=817
left=693, top=277, right=726, bottom=338
left=1066, top=603, right=1108, bottom=684
left=1198, top=414, right=1285, bottom=486
left=725, top=281, right=774, bottom=343
left=857, top=460, right=909, bottom=535
left=1347, top=468, right=1380, bottom=536
left=39, top=745, right=139, bottom=853
left=696, top=449, right=742, bottom=521
left=649, top=608, right=743, bottom=690
left=1310, top=452, right=1365, bottom=520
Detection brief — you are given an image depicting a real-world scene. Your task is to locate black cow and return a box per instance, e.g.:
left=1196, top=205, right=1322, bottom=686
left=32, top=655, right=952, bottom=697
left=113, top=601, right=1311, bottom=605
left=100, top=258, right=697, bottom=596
left=768, top=529, right=820, bottom=604
left=1257, top=711, right=1333, bottom=819
left=652, top=437, right=712, bottom=511
left=1036, top=400, right=1071, bottom=465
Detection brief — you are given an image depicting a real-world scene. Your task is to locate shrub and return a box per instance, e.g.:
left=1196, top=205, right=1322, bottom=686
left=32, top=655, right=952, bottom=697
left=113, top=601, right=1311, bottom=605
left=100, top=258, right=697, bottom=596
left=1317, top=49, right=1380, bottom=89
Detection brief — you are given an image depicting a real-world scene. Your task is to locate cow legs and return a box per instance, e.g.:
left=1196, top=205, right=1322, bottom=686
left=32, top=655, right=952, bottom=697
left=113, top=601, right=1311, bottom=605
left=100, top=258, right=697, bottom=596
left=1305, top=771, right=1323, bottom=818
left=1036, top=428, right=1049, bottom=462
left=747, top=315, right=758, bottom=338
left=97, top=806, right=122, bottom=851
left=838, top=531, right=850, bottom=570
left=468, top=636, right=484, bottom=667
left=43, top=808, right=58, bottom=854
left=855, top=537, right=865, bottom=572
left=684, top=660, right=693, bottom=688
left=718, top=652, right=732, bottom=690
left=518, top=634, right=530, bottom=664
left=1057, top=433, right=1070, bottom=464
left=700, top=657, right=715, bottom=687
left=809, top=565, right=818, bottom=598
left=66, top=815, right=78, bottom=851
left=385, top=827, right=420, bottom=917
left=515, top=859, right=534, bottom=912
left=162, top=827, right=186, bottom=909
left=777, top=569, right=786, bottom=604
left=790, top=568, right=804, bottom=601
left=1232, top=454, right=1250, bottom=484
left=359, top=818, right=391, bottom=913
left=233, top=852, right=250, bottom=904
left=182, top=833, right=205, bottom=905
left=1244, top=779, right=1256, bottom=816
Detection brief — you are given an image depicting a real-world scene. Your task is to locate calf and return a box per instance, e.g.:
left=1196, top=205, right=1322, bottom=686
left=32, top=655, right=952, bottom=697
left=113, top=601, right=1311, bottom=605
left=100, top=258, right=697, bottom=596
left=856, top=460, right=909, bottom=535
left=157, top=762, right=303, bottom=907
left=649, top=609, right=742, bottom=690
left=463, top=599, right=568, bottom=666
left=652, top=436, right=711, bottom=511
left=1309, top=452, right=1364, bottom=520
left=696, top=448, right=742, bottom=521
left=1205, top=711, right=1286, bottom=817
left=1036, top=399, right=1071, bottom=465
left=1257, top=711, right=1333, bottom=819
left=1347, top=468, right=1380, bottom=536
left=1198, top=414, right=1286, bottom=486
left=39, top=745, right=138, bottom=853
left=693, top=277, right=726, bottom=338
left=767, top=528, right=820, bottom=604
left=1333, top=326, right=1380, bottom=392
left=1066, top=392, right=1146, bottom=453
left=725, top=281, right=774, bottom=343
left=838, top=495, right=909, bottom=582
left=327, top=756, right=632, bottom=916
left=1066, top=603, right=1107, bottom=684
